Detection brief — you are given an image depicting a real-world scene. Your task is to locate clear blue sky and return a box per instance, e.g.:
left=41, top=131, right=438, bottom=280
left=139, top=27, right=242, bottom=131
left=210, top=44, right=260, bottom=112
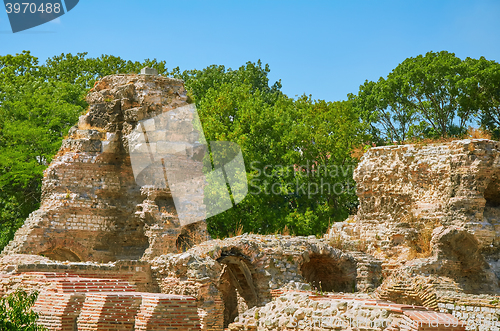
left=1, top=0, right=499, bottom=102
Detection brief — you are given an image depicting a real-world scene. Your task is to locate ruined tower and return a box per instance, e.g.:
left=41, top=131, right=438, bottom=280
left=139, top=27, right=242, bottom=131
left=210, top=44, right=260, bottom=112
left=1, top=71, right=209, bottom=262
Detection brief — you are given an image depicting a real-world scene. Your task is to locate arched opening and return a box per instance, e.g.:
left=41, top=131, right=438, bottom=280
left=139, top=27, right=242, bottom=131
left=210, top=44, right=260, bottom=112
left=176, top=222, right=198, bottom=252
left=300, top=254, right=356, bottom=293
left=217, top=255, right=258, bottom=328
left=39, top=247, right=81, bottom=262
left=484, top=176, right=500, bottom=208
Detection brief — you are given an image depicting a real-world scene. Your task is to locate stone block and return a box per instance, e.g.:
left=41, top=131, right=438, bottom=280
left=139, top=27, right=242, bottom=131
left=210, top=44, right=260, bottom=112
left=140, top=67, right=158, bottom=75
left=146, top=129, right=167, bottom=142
left=168, top=120, right=194, bottom=134
left=124, top=106, right=145, bottom=122
left=102, top=141, right=120, bottom=154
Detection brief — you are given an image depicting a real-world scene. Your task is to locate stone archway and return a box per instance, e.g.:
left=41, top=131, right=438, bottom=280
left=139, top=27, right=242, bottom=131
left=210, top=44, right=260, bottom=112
left=217, top=255, right=258, bottom=328
left=176, top=221, right=210, bottom=252
left=39, top=247, right=81, bottom=262
left=484, top=175, right=500, bottom=208
left=300, top=254, right=357, bottom=293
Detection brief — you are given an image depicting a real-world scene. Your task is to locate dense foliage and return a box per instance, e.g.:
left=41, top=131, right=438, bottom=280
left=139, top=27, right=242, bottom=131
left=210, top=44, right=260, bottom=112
left=0, top=290, right=45, bottom=330
left=349, top=51, right=500, bottom=143
left=0, top=50, right=499, bottom=247
left=176, top=62, right=367, bottom=236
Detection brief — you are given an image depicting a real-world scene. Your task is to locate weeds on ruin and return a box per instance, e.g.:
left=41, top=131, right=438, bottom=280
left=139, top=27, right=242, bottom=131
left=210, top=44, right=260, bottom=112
left=176, top=226, right=211, bottom=253
left=273, top=225, right=290, bottom=236
left=54, top=146, right=73, bottom=157
left=228, top=225, right=245, bottom=238
left=403, top=127, right=493, bottom=146
left=77, top=122, right=107, bottom=133
left=464, top=127, right=492, bottom=140
left=327, top=233, right=368, bottom=252
left=350, top=143, right=376, bottom=160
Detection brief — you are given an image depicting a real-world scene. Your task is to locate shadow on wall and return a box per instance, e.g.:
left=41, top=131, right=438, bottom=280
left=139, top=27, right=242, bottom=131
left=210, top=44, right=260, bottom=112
left=300, top=254, right=357, bottom=293
left=176, top=222, right=205, bottom=252
left=39, top=247, right=81, bottom=262
left=217, top=254, right=258, bottom=328
left=484, top=175, right=500, bottom=208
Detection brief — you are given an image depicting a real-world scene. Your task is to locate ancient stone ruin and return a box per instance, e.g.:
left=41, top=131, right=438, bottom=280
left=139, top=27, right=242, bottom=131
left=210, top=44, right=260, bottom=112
left=1, top=72, right=209, bottom=263
left=1, top=71, right=499, bottom=331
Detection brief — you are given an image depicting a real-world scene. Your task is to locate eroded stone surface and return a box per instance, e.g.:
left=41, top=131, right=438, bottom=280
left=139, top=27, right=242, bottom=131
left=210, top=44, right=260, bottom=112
left=229, top=291, right=465, bottom=331
left=327, top=140, right=500, bottom=282
left=355, top=140, right=500, bottom=248
left=1, top=74, right=208, bottom=262
left=1, top=74, right=500, bottom=330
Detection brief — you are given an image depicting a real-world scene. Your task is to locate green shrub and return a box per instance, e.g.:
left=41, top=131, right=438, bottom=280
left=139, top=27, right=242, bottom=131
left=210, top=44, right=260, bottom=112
left=0, top=289, right=46, bottom=331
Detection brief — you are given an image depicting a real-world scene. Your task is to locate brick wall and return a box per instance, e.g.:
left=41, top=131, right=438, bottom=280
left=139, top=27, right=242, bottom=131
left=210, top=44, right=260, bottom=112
left=0, top=73, right=204, bottom=262
left=0, top=259, right=158, bottom=293
left=0, top=271, right=202, bottom=331
left=135, top=293, right=201, bottom=331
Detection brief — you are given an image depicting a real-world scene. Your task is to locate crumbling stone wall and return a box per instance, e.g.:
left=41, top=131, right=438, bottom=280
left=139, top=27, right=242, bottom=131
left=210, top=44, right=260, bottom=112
left=0, top=254, right=158, bottom=295
left=150, top=234, right=381, bottom=329
left=349, top=139, right=500, bottom=250
left=328, top=139, right=500, bottom=278
left=228, top=291, right=465, bottom=331
left=324, top=139, right=500, bottom=330
left=0, top=254, right=200, bottom=331
left=1, top=73, right=208, bottom=262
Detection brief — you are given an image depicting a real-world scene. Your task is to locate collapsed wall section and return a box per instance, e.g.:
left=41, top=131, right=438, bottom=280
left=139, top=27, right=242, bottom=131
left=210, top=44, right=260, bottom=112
left=1, top=73, right=209, bottom=262
left=350, top=139, right=500, bottom=249
left=151, top=234, right=380, bottom=329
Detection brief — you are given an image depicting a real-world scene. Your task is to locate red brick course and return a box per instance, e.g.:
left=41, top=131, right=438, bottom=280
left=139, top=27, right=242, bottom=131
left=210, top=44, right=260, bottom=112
left=1, top=271, right=202, bottom=331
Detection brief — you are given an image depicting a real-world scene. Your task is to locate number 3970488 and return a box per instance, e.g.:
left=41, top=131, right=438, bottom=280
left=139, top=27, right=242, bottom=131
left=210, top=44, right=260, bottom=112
left=5, top=2, right=61, bottom=14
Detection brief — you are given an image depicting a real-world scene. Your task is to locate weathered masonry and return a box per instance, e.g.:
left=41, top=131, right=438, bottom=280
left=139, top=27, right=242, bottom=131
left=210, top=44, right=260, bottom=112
left=0, top=70, right=497, bottom=330
left=1, top=71, right=209, bottom=262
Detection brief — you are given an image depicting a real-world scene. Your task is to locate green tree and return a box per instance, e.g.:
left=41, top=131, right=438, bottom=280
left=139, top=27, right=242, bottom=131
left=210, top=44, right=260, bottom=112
left=0, top=290, right=46, bottom=331
left=186, top=62, right=366, bottom=237
left=351, top=51, right=499, bottom=142
left=473, top=57, right=500, bottom=138
left=0, top=52, right=366, bottom=243
left=0, top=52, right=86, bottom=248
left=0, top=51, right=172, bottom=250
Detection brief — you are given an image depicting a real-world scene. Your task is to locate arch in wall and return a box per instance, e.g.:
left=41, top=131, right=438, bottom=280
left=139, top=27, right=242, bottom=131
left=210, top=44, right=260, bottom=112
left=484, top=175, right=500, bottom=208
left=39, top=247, right=82, bottom=262
left=300, top=253, right=357, bottom=293
left=176, top=221, right=208, bottom=252
left=217, top=255, right=258, bottom=328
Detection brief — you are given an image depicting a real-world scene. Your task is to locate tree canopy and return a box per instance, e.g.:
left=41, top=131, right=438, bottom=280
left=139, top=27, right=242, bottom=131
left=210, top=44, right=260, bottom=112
left=0, top=50, right=499, bottom=249
left=0, top=52, right=368, bottom=246
left=350, top=51, right=500, bottom=143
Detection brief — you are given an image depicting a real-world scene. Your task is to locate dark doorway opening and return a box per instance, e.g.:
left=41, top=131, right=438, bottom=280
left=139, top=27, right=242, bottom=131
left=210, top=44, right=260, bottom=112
left=218, top=255, right=258, bottom=328
left=300, top=254, right=356, bottom=293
